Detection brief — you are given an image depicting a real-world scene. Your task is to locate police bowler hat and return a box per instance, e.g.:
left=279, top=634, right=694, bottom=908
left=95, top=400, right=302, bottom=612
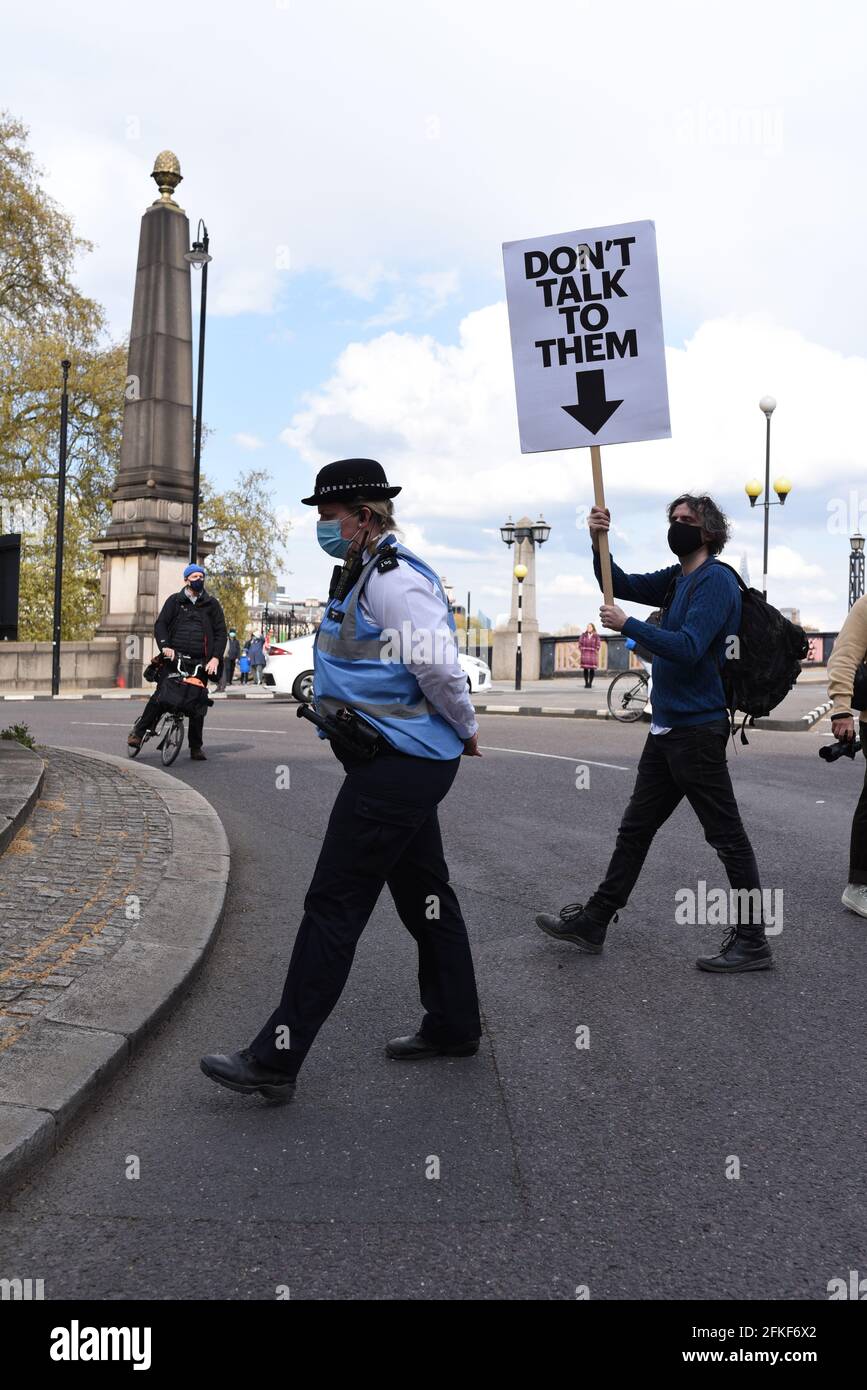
left=301, top=458, right=401, bottom=506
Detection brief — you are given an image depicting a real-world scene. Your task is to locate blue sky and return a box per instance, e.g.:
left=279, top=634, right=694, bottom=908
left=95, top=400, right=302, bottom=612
left=6, top=0, right=867, bottom=631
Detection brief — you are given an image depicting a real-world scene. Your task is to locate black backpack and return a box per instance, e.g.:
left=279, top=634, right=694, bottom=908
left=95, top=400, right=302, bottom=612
left=715, top=562, right=809, bottom=740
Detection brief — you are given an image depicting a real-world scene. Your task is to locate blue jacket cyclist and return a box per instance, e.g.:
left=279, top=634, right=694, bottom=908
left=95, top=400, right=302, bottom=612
left=201, top=459, right=483, bottom=1103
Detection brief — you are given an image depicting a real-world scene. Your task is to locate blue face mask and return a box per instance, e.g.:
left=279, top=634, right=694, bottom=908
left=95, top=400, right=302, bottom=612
left=188, top=577, right=204, bottom=593
left=317, top=519, right=360, bottom=559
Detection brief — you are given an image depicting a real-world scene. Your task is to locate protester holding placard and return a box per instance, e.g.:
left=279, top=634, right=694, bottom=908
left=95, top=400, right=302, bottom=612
left=535, top=494, right=772, bottom=974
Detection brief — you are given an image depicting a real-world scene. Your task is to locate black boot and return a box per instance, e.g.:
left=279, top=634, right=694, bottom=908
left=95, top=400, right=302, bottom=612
left=386, top=1032, right=480, bottom=1060
left=535, top=901, right=614, bottom=953
left=696, top=928, right=773, bottom=973
left=200, top=1047, right=296, bottom=1102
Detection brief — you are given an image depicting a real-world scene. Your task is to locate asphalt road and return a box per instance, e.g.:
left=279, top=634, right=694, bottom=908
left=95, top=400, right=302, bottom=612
left=0, top=699, right=864, bottom=1300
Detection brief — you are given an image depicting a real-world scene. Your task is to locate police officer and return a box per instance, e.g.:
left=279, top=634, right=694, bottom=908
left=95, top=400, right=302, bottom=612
left=201, top=459, right=483, bottom=1103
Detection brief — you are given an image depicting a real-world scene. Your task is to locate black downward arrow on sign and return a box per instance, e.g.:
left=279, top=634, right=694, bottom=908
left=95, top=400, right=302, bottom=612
left=561, top=370, right=623, bottom=435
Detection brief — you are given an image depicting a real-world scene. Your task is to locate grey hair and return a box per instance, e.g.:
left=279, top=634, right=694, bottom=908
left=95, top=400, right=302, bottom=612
left=348, top=498, right=403, bottom=556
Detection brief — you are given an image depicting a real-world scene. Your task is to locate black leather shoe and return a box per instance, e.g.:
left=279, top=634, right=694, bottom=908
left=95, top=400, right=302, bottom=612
left=190, top=747, right=207, bottom=760
left=385, top=1032, right=479, bottom=1060
left=200, top=1047, right=296, bottom=1102
left=535, top=901, right=612, bottom=953
left=696, top=928, right=773, bottom=973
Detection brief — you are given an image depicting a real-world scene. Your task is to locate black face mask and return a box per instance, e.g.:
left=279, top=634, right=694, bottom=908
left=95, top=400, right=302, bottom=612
left=667, top=521, right=704, bottom=557
left=188, top=578, right=205, bottom=593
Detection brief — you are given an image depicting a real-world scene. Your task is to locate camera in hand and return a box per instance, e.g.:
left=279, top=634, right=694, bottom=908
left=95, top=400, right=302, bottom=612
left=819, top=737, right=862, bottom=762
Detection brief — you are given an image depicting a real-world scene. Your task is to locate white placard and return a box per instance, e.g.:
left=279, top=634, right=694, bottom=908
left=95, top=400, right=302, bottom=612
left=502, top=219, right=670, bottom=453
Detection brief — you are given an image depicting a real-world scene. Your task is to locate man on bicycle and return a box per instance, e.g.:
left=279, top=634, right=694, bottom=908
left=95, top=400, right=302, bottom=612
left=535, top=494, right=772, bottom=974
left=127, top=563, right=226, bottom=761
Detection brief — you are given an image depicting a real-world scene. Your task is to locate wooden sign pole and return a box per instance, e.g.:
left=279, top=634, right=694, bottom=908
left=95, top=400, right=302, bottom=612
left=590, top=443, right=614, bottom=605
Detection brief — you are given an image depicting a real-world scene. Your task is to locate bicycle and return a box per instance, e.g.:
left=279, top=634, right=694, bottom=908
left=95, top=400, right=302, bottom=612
left=607, top=666, right=650, bottom=722
left=127, top=654, right=206, bottom=766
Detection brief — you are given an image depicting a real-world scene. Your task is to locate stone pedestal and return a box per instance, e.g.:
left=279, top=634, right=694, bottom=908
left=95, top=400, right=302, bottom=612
left=492, top=515, right=542, bottom=682
left=93, top=154, right=213, bottom=687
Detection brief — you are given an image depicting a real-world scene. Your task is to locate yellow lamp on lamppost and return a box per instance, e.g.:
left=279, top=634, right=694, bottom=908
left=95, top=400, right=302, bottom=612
left=745, top=478, right=763, bottom=508
left=514, top=564, right=528, bottom=581
left=774, top=476, right=792, bottom=505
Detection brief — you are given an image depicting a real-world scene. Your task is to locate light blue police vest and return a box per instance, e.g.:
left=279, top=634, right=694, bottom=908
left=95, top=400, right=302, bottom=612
left=313, top=535, right=464, bottom=760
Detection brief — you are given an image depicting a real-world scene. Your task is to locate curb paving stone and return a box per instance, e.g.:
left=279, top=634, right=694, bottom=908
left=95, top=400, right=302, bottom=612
left=0, top=745, right=229, bottom=1196
left=0, top=741, right=45, bottom=855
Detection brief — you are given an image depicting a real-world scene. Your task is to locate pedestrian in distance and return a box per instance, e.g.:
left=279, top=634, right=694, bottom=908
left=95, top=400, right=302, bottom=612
left=218, top=629, right=241, bottom=691
left=201, top=458, right=483, bottom=1104
left=826, top=593, right=867, bottom=917
left=128, top=563, right=226, bottom=762
left=247, top=632, right=267, bottom=684
left=579, top=621, right=601, bottom=688
left=536, top=494, right=773, bottom=974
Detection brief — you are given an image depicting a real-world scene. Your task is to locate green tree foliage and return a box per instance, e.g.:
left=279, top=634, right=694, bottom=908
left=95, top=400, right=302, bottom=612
left=0, top=114, right=291, bottom=646
left=199, top=468, right=291, bottom=635
left=0, top=111, right=126, bottom=638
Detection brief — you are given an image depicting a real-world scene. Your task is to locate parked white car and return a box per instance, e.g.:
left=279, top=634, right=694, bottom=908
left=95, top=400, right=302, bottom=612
left=263, top=633, right=492, bottom=702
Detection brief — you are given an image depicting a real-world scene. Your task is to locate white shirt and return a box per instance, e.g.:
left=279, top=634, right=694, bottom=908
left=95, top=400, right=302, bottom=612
left=359, top=560, right=479, bottom=741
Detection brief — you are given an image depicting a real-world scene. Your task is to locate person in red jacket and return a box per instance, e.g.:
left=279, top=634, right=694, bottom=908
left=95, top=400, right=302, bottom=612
left=579, top=622, right=601, bottom=688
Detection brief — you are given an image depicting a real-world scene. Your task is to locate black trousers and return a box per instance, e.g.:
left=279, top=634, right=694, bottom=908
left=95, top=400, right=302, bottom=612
left=849, top=721, right=867, bottom=884
left=249, top=749, right=481, bottom=1079
left=587, top=718, right=763, bottom=927
left=583, top=666, right=595, bottom=687
left=217, top=658, right=236, bottom=691
left=134, top=672, right=206, bottom=749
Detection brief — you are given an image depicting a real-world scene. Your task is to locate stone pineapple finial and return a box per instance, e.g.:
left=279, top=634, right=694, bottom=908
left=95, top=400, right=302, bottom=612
left=150, top=151, right=183, bottom=211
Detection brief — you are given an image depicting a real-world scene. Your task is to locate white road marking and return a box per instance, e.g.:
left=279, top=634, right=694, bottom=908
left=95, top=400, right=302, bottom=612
left=71, top=721, right=286, bottom=734
left=68, top=722, right=629, bottom=766
left=479, top=744, right=629, bottom=771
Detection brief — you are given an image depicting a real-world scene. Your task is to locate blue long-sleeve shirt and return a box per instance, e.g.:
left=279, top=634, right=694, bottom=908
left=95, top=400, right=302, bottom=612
left=593, top=550, right=741, bottom=727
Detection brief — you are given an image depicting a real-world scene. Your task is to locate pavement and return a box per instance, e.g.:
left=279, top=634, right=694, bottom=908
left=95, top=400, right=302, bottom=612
left=0, top=698, right=863, bottom=1300
left=0, top=745, right=229, bottom=1193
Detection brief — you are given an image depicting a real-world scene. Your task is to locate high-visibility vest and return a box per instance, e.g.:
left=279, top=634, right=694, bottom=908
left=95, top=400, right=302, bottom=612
left=313, top=536, right=464, bottom=760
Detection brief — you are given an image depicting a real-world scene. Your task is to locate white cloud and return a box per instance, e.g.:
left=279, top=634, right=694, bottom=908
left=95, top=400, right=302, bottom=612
left=12, top=0, right=867, bottom=349
left=280, top=307, right=867, bottom=514
left=362, top=269, right=461, bottom=327
left=542, top=573, right=599, bottom=597
left=276, top=307, right=863, bottom=629
left=765, top=545, right=823, bottom=581
left=232, top=432, right=265, bottom=450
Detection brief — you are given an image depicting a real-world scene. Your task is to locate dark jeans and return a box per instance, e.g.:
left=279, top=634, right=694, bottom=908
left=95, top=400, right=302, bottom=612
left=583, top=667, right=595, bottom=688
left=849, top=721, right=867, bottom=884
left=587, top=717, right=763, bottom=927
left=249, top=750, right=481, bottom=1080
left=134, top=668, right=206, bottom=749
left=217, top=658, right=236, bottom=691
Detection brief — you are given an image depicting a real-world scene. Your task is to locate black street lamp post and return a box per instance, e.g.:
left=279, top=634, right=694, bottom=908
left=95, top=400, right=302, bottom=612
left=499, top=513, right=551, bottom=690
left=514, top=564, right=527, bottom=691
left=51, top=359, right=71, bottom=697
left=184, top=220, right=212, bottom=565
left=744, top=396, right=792, bottom=601
left=849, top=533, right=865, bottom=610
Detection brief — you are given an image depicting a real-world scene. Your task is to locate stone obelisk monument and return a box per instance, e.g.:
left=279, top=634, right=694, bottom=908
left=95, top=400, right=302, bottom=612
left=94, top=151, right=213, bottom=686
